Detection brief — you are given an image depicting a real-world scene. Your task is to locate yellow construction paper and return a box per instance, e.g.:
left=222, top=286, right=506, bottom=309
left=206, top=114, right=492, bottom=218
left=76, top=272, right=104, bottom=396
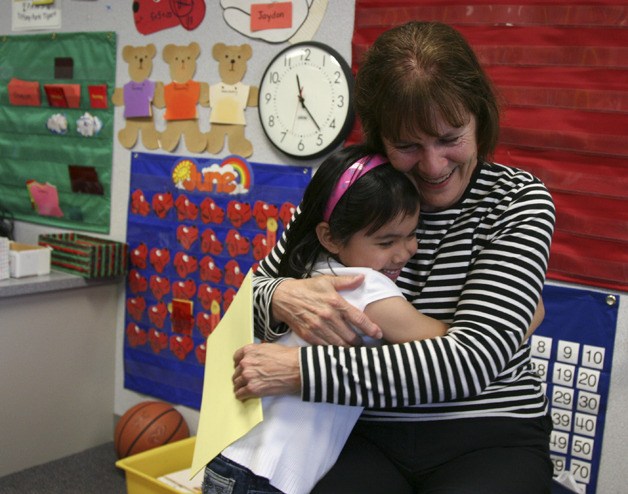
left=190, top=270, right=263, bottom=478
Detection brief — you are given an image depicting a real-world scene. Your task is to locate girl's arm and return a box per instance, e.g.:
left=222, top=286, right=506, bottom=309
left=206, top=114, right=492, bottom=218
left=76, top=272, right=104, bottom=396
left=234, top=296, right=541, bottom=400
left=365, top=296, right=447, bottom=343
left=525, top=298, right=545, bottom=342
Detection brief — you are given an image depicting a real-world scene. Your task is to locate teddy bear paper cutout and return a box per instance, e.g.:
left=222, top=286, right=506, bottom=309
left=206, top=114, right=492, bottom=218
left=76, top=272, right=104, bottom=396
left=206, top=43, right=259, bottom=158
left=153, top=42, right=209, bottom=153
left=112, top=44, right=161, bottom=149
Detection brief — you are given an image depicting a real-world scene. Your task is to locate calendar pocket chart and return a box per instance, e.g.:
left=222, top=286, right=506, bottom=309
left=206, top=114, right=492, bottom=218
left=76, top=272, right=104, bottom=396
left=530, top=284, right=620, bottom=494
left=123, top=152, right=311, bottom=408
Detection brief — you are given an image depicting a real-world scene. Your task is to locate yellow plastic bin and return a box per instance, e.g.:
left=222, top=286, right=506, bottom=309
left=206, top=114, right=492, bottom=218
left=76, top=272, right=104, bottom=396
left=116, top=436, right=200, bottom=494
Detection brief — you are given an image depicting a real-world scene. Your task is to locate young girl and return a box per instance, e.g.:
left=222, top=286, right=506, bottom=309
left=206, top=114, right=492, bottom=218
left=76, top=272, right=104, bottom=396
left=202, top=144, right=449, bottom=494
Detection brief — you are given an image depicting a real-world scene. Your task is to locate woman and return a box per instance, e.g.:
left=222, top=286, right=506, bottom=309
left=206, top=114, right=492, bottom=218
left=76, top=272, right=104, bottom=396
left=235, top=21, right=556, bottom=493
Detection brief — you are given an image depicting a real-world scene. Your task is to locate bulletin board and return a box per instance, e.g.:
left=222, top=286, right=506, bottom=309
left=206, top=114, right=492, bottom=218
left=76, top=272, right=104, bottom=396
left=350, top=0, right=628, bottom=292
left=0, top=31, right=116, bottom=233
left=530, top=284, right=620, bottom=494
left=123, top=152, right=311, bottom=408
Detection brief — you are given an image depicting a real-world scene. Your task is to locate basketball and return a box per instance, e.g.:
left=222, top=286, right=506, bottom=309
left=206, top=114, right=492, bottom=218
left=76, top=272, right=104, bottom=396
left=114, top=401, right=190, bottom=458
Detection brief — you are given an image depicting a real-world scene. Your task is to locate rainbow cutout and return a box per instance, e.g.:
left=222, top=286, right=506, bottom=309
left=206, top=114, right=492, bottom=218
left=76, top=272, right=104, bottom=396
left=221, top=155, right=252, bottom=192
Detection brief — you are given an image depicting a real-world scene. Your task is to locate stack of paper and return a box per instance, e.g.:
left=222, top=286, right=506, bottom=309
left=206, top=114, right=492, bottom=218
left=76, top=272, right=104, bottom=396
left=0, top=237, right=9, bottom=280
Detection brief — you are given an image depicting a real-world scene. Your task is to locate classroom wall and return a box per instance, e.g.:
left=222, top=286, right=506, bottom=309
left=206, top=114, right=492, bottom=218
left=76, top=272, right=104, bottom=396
left=2, top=0, right=356, bottom=467
left=2, top=2, right=627, bottom=492
left=0, top=283, right=119, bottom=476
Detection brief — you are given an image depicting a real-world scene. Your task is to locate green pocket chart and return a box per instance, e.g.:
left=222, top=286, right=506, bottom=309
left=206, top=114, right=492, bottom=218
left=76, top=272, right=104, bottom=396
left=0, top=31, right=116, bottom=233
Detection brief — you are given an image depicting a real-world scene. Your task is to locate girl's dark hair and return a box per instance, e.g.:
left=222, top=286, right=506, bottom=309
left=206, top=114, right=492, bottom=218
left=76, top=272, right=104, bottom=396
left=278, top=144, right=420, bottom=278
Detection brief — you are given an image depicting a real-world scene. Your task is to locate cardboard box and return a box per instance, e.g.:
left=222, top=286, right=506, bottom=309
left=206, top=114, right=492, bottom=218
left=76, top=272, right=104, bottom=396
left=9, top=242, right=51, bottom=278
left=116, top=437, right=200, bottom=494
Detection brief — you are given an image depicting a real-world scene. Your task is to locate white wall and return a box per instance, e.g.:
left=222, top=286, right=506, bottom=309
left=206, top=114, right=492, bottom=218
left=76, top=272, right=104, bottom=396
left=2, top=2, right=627, bottom=492
left=0, top=283, right=119, bottom=476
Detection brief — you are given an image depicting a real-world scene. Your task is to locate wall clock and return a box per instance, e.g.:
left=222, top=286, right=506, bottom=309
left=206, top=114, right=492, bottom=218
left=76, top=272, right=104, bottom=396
left=258, top=41, right=354, bottom=160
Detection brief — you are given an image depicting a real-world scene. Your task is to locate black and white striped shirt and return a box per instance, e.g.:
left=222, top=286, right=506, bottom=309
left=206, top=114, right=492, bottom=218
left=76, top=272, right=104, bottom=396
left=253, top=161, right=556, bottom=422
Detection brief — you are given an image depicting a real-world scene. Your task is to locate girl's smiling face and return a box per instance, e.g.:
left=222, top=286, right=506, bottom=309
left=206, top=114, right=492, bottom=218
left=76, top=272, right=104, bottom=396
left=332, top=210, right=419, bottom=281
left=384, top=112, right=478, bottom=212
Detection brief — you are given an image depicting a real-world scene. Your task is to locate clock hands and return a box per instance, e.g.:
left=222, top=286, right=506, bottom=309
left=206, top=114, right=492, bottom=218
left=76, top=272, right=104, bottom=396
left=292, top=76, right=303, bottom=131
left=302, top=101, right=321, bottom=131
left=296, top=75, right=321, bottom=131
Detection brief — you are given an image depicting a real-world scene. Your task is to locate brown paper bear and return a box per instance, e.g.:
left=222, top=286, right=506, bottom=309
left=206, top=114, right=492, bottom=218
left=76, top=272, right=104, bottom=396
left=154, top=42, right=209, bottom=153
left=206, top=43, right=259, bottom=158
left=112, top=44, right=161, bottom=149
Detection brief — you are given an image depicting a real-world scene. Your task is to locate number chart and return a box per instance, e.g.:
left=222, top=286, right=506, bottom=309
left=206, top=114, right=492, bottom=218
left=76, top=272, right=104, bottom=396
left=530, top=284, right=620, bottom=494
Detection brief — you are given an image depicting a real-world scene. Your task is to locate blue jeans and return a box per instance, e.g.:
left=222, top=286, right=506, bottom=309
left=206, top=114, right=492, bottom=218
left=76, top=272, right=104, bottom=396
left=202, top=454, right=283, bottom=494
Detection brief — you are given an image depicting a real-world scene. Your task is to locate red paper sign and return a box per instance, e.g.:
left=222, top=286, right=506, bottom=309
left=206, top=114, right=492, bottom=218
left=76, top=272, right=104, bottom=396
left=44, top=85, right=68, bottom=108
left=44, top=84, right=81, bottom=108
left=251, top=2, right=292, bottom=32
left=8, top=78, right=41, bottom=107
left=88, top=84, right=108, bottom=109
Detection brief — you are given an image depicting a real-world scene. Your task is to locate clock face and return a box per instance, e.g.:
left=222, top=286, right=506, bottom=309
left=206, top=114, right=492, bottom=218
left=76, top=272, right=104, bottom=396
left=258, top=42, right=354, bottom=160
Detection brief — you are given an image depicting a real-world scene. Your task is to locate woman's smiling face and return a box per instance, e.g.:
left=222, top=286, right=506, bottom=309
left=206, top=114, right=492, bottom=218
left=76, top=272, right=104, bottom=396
left=384, top=112, right=478, bottom=212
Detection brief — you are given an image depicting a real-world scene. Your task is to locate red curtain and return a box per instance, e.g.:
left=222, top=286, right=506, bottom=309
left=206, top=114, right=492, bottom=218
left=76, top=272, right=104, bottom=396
left=350, top=0, right=628, bottom=292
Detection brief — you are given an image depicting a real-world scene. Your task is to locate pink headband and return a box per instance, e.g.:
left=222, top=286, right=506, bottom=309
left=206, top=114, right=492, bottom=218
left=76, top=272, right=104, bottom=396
left=323, top=154, right=388, bottom=222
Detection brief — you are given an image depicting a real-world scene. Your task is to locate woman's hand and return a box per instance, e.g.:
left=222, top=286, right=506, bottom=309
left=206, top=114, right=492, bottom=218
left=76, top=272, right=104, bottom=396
left=272, top=275, right=382, bottom=346
left=233, top=343, right=301, bottom=400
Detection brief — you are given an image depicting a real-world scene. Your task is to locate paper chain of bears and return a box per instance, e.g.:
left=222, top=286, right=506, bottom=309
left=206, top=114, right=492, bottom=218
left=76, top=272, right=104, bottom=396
left=112, top=42, right=260, bottom=158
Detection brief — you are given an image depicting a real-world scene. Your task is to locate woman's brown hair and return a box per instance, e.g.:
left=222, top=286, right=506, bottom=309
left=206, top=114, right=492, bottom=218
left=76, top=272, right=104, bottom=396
left=354, top=21, right=500, bottom=161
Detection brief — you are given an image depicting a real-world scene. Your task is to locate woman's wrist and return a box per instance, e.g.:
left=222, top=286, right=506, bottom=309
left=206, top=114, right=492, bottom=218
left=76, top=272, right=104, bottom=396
left=271, top=278, right=297, bottom=327
left=259, top=277, right=292, bottom=341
